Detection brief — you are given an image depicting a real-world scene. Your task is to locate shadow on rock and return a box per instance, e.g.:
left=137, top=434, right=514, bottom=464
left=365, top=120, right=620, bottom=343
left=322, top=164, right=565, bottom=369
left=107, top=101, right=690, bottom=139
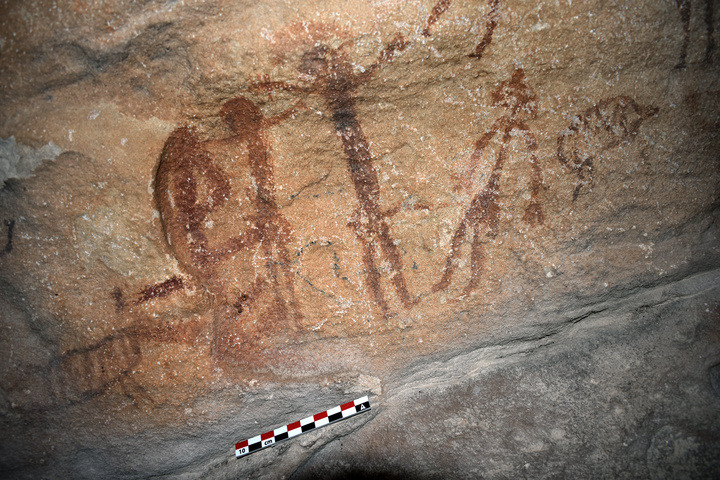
left=293, top=468, right=425, bottom=480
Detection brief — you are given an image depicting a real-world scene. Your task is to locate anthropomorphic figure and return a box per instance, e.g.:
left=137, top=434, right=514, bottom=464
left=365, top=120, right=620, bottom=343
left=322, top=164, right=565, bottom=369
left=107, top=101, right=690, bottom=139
left=211, top=96, right=304, bottom=361
left=433, top=68, right=544, bottom=295
left=154, top=96, right=303, bottom=366
left=252, top=36, right=417, bottom=317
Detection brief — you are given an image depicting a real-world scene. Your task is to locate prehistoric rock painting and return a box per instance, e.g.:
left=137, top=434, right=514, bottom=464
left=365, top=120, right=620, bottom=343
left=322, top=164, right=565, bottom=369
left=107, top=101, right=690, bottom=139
left=557, top=96, right=658, bottom=200
left=6, top=314, right=209, bottom=411
left=422, top=0, right=453, bottom=36
left=675, top=0, right=715, bottom=68
left=0, top=219, right=14, bottom=257
left=154, top=95, right=303, bottom=364
left=469, top=0, right=501, bottom=59
left=252, top=35, right=417, bottom=317
left=422, top=0, right=501, bottom=60
left=49, top=329, right=147, bottom=406
left=88, top=8, right=659, bottom=382
left=112, top=276, right=186, bottom=312
left=208, top=96, right=304, bottom=360
left=433, top=68, right=543, bottom=295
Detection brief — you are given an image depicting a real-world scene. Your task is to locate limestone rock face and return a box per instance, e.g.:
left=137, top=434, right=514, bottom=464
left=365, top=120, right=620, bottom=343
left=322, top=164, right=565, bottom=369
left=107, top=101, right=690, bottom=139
left=1, top=0, right=718, bottom=478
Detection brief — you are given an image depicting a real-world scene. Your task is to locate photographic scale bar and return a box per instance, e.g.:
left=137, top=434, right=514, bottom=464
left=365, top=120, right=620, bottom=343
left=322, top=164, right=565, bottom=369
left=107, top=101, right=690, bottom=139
left=235, top=396, right=371, bottom=458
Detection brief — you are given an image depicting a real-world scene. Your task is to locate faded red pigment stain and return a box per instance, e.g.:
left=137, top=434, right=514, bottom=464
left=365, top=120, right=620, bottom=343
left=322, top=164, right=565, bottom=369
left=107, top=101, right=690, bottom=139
left=422, top=0, right=453, bottom=37
left=557, top=95, right=658, bottom=201
left=434, top=68, right=543, bottom=295
left=266, top=21, right=353, bottom=67
left=252, top=34, right=417, bottom=317
left=51, top=330, right=145, bottom=405
left=421, top=0, right=501, bottom=60
left=9, top=325, right=160, bottom=411
left=7, top=315, right=208, bottom=411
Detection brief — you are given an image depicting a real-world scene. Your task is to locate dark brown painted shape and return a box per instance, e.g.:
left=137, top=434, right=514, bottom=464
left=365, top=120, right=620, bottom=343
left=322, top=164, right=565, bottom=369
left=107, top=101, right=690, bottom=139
left=434, top=68, right=543, bottom=295
left=677, top=0, right=692, bottom=68
left=0, top=219, right=14, bottom=257
left=252, top=36, right=416, bottom=317
left=704, top=0, right=715, bottom=63
left=112, top=287, right=125, bottom=312
left=135, top=276, right=185, bottom=305
left=676, top=0, right=715, bottom=68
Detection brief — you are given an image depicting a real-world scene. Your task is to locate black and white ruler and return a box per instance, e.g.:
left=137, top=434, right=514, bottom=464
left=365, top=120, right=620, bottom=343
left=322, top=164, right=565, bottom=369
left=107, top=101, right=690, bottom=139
left=235, top=395, right=371, bottom=458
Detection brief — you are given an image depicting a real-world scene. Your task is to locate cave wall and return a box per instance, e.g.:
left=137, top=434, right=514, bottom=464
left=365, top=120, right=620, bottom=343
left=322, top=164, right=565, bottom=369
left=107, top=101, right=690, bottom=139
left=1, top=0, right=719, bottom=478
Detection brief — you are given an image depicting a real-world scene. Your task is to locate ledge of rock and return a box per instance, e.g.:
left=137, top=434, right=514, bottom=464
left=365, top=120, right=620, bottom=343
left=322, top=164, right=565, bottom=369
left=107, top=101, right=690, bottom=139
left=1, top=0, right=718, bottom=478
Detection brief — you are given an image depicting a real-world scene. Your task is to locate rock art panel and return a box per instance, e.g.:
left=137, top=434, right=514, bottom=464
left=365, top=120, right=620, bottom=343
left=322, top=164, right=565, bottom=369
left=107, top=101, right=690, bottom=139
left=0, top=1, right=718, bottom=477
left=0, top=1, right=690, bottom=389
left=141, top=7, right=668, bottom=373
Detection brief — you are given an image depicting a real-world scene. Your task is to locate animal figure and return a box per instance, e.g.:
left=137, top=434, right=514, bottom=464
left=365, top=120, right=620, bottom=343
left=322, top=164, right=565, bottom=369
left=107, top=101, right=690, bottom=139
left=557, top=96, right=658, bottom=201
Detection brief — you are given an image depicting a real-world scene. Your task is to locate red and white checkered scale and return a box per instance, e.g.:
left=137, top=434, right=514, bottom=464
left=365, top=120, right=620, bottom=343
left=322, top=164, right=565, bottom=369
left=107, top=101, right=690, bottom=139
left=235, top=396, right=371, bottom=458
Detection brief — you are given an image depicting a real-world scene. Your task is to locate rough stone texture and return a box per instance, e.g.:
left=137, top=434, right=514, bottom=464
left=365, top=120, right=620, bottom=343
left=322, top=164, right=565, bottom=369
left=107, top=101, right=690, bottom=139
left=0, top=136, right=62, bottom=186
left=0, top=0, right=718, bottom=478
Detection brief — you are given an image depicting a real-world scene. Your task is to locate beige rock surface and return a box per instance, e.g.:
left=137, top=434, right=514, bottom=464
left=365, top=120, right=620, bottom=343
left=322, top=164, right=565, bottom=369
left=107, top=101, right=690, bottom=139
left=0, top=0, right=718, bottom=478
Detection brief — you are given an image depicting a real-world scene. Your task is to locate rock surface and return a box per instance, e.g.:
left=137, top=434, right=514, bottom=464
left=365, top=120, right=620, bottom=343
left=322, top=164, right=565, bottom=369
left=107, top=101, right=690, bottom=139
left=0, top=0, right=718, bottom=478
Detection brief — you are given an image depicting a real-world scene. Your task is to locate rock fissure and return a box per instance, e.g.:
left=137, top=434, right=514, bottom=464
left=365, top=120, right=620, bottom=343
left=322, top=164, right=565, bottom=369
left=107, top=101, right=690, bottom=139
left=387, top=268, right=720, bottom=400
